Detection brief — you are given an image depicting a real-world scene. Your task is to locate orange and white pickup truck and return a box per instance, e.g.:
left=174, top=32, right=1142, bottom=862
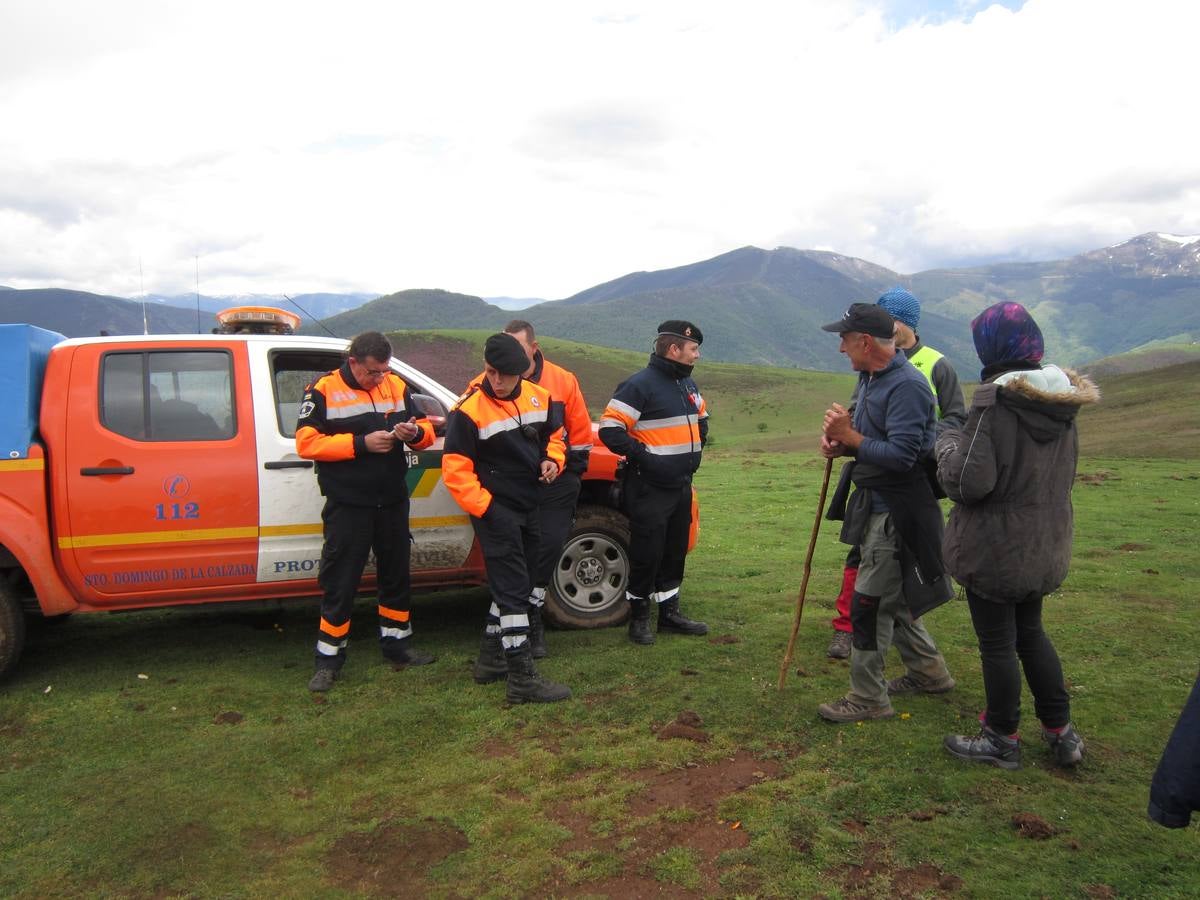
left=0, top=314, right=659, bottom=679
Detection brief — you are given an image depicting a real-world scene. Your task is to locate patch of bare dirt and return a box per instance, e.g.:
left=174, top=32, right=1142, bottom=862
left=478, top=736, right=520, bottom=758
left=1116, top=542, right=1149, bottom=552
left=541, top=750, right=782, bottom=897
left=212, top=711, right=243, bottom=725
left=325, top=819, right=469, bottom=898
left=1084, top=884, right=1117, bottom=899
left=0, top=712, right=25, bottom=738
left=1076, top=470, right=1118, bottom=485
left=656, top=722, right=709, bottom=743
left=829, top=841, right=963, bottom=898
left=555, top=875, right=699, bottom=898
left=708, top=634, right=740, bottom=645
left=1011, top=812, right=1057, bottom=839
left=655, top=710, right=710, bottom=743
left=388, top=335, right=479, bottom=395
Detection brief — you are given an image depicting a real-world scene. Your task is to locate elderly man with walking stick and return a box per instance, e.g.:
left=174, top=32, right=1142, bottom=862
left=816, top=303, right=955, bottom=723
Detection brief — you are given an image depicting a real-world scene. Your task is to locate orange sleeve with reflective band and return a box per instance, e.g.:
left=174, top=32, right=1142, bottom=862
left=542, top=363, right=593, bottom=451
left=442, top=451, right=492, bottom=518
left=295, top=423, right=356, bottom=461
left=546, top=425, right=565, bottom=472
left=407, top=419, right=436, bottom=451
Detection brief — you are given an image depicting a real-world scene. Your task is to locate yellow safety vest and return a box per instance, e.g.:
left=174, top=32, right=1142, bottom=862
left=907, top=345, right=943, bottom=418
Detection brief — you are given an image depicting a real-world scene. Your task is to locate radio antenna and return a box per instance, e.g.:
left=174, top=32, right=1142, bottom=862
left=283, top=293, right=340, bottom=338
left=195, top=255, right=201, bottom=334
left=140, top=258, right=149, bottom=335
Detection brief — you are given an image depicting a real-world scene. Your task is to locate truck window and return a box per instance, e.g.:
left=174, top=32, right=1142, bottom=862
left=270, top=350, right=343, bottom=438
left=101, top=350, right=235, bottom=442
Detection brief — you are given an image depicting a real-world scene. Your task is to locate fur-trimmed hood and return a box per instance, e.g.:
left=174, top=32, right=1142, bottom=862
left=983, top=365, right=1100, bottom=444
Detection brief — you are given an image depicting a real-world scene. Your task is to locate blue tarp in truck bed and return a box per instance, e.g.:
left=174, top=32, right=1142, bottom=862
left=0, top=324, right=66, bottom=459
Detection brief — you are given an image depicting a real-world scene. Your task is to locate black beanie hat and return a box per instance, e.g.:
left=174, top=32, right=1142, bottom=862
left=657, top=320, right=703, bottom=344
left=484, top=332, right=528, bottom=375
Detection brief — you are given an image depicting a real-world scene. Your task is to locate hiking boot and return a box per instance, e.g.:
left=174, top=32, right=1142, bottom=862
left=887, top=672, right=956, bottom=695
left=818, top=696, right=895, bottom=723
left=528, top=604, right=548, bottom=659
left=657, top=596, right=708, bottom=636
left=1041, top=722, right=1085, bottom=767
left=472, top=631, right=507, bottom=684
left=944, top=726, right=1021, bottom=770
left=827, top=630, right=852, bottom=659
left=628, top=598, right=655, bottom=645
left=307, top=667, right=338, bottom=692
left=505, top=645, right=571, bottom=704
left=382, top=637, right=436, bottom=667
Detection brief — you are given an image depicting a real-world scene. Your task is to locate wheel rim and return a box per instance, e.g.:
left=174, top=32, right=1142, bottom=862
left=552, top=530, right=629, bottom=617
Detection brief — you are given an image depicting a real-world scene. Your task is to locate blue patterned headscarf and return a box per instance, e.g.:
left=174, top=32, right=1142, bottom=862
left=971, top=302, right=1044, bottom=381
left=876, top=287, right=920, bottom=329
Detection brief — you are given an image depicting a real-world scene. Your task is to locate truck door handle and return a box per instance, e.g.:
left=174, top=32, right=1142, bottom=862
left=264, top=460, right=315, bottom=470
left=81, top=466, right=135, bottom=476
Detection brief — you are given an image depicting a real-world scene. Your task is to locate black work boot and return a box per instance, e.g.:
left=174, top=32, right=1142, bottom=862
left=528, top=604, right=548, bottom=659
left=307, top=665, right=339, bottom=692
left=943, top=725, right=1021, bottom=770
left=628, top=597, right=655, bottom=645
left=382, top=636, right=436, bottom=667
left=504, top=644, right=571, bottom=704
left=657, top=596, right=708, bottom=636
left=472, top=630, right=507, bottom=684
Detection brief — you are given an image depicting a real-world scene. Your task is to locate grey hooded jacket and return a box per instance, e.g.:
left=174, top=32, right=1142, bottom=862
left=936, top=365, right=1100, bottom=603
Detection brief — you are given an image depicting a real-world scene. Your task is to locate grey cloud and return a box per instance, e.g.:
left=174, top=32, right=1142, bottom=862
left=517, top=105, right=669, bottom=165
left=1059, top=168, right=1200, bottom=207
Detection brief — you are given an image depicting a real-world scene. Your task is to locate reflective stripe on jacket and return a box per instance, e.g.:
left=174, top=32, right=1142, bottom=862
left=295, top=362, right=435, bottom=506
left=443, top=379, right=566, bottom=518
left=598, top=354, right=708, bottom=488
left=469, top=351, right=593, bottom=475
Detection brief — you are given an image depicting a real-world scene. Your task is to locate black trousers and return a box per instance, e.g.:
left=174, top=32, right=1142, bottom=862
left=625, top=473, right=691, bottom=602
left=967, top=590, right=1070, bottom=734
left=472, top=501, right=539, bottom=653
left=532, top=470, right=582, bottom=589
left=314, top=497, right=413, bottom=669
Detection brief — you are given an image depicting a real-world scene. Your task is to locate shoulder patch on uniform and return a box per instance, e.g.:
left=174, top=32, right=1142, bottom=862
left=530, top=395, right=541, bottom=408
left=298, top=400, right=316, bottom=419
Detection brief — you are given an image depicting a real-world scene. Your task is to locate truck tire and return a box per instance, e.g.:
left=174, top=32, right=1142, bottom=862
left=0, top=576, right=26, bottom=681
left=544, top=504, right=632, bottom=629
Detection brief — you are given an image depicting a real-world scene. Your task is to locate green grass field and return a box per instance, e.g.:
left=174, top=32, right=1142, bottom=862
left=2, top=351, right=1198, bottom=898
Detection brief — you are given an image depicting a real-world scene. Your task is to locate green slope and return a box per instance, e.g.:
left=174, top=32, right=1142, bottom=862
left=387, top=330, right=1199, bottom=459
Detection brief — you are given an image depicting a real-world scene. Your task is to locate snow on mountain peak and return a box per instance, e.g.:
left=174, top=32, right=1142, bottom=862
left=1155, top=233, right=1200, bottom=246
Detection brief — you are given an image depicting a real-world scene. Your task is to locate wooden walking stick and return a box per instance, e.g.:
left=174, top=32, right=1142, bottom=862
left=777, top=456, right=834, bottom=690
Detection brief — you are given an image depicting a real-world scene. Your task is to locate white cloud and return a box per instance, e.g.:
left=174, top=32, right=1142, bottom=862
left=1, top=0, right=1197, bottom=299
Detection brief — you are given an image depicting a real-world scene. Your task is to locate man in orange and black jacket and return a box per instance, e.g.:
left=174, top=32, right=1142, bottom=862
left=466, top=320, right=593, bottom=658
left=296, top=331, right=436, bottom=692
left=442, top=333, right=571, bottom=704
left=599, top=320, right=709, bottom=645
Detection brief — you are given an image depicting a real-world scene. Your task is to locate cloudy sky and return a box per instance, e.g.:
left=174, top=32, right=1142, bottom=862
left=1, top=0, right=1196, bottom=300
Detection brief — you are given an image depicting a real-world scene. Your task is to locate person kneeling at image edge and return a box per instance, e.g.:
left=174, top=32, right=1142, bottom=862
left=442, top=333, right=571, bottom=704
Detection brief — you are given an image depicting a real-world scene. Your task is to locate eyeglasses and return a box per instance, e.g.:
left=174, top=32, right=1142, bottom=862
left=356, top=361, right=391, bottom=378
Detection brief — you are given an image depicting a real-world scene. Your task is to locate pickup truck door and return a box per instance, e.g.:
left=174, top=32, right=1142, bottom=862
left=56, top=341, right=260, bottom=601
left=249, top=342, right=474, bottom=585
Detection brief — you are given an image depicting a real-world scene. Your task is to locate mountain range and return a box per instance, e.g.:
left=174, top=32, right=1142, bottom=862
left=4, top=232, right=1198, bottom=374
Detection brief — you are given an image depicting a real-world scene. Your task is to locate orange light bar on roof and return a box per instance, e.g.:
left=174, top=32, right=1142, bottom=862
left=215, top=306, right=302, bottom=335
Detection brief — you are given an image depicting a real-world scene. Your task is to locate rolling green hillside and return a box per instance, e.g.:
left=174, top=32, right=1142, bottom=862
left=387, top=330, right=1199, bottom=459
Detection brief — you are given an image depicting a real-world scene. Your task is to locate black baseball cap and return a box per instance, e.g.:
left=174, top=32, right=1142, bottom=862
left=821, top=303, right=895, bottom=339
left=657, top=320, right=703, bottom=344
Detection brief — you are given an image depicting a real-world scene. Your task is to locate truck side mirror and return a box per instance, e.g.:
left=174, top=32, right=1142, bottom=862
left=411, top=393, right=449, bottom=437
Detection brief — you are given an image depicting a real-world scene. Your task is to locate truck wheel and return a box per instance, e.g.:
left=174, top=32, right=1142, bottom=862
left=0, top=576, right=26, bottom=681
left=544, top=505, right=632, bottom=629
